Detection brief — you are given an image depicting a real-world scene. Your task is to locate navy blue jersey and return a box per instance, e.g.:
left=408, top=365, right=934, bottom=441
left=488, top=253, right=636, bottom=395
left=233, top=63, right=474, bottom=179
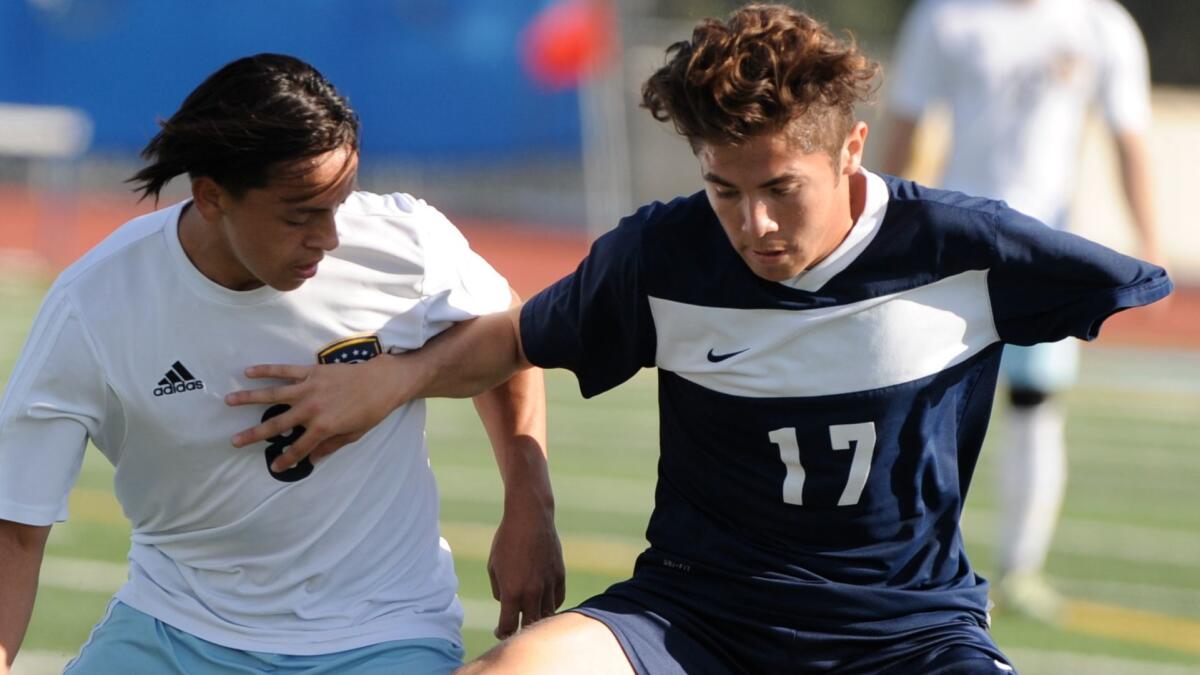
left=520, top=172, right=1170, bottom=638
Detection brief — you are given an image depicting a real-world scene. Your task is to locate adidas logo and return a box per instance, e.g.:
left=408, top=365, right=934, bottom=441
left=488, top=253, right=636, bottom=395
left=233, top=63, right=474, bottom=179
left=153, top=361, right=205, bottom=397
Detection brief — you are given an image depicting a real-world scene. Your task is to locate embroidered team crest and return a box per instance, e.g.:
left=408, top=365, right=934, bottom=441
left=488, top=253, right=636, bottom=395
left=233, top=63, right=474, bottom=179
left=317, top=335, right=383, bottom=364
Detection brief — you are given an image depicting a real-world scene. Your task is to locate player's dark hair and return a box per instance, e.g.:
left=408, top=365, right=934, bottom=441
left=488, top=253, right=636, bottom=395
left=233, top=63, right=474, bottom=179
left=129, top=53, right=360, bottom=202
left=641, top=4, right=878, bottom=157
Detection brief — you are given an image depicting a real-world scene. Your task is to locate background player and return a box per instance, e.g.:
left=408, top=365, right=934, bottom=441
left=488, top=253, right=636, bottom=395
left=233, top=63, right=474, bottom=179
left=0, top=54, right=562, bottom=674
left=881, top=0, right=1165, bottom=621
left=226, top=6, right=1171, bottom=673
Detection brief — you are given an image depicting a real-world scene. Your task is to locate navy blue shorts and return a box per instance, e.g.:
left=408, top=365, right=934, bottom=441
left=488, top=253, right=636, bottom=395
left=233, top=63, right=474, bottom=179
left=573, top=581, right=1016, bottom=674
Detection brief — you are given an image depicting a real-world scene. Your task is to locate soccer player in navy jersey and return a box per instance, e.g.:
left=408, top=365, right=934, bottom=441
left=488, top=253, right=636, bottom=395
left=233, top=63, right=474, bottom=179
left=227, top=5, right=1172, bottom=673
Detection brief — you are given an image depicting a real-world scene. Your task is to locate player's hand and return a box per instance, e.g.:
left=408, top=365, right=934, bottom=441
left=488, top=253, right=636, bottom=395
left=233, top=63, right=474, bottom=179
left=225, top=355, right=412, bottom=470
left=488, top=489, right=565, bottom=639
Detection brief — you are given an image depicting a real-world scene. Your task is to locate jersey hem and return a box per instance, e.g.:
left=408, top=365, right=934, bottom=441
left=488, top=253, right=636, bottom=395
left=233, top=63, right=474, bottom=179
left=0, top=499, right=62, bottom=527
left=115, top=590, right=463, bottom=656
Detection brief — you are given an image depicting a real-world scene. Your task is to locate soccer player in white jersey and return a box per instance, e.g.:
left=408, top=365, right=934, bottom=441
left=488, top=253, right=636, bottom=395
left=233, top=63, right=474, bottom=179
left=225, top=6, right=1170, bottom=674
left=0, top=54, right=564, bottom=674
left=881, top=0, right=1165, bottom=621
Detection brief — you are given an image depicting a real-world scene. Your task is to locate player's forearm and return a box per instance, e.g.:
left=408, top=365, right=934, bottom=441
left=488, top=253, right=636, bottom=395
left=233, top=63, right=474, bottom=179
left=471, top=366, right=563, bottom=636
left=0, top=521, right=50, bottom=669
left=1114, top=131, right=1162, bottom=261
left=407, top=306, right=532, bottom=401
left=472, top=367, right=553, bottom=510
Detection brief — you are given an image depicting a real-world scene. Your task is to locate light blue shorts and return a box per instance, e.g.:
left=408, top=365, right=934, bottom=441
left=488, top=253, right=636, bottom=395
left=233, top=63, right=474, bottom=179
left=1001, top=338, right=1079, bottom=393
left=64, top=601, right=464, bottom=674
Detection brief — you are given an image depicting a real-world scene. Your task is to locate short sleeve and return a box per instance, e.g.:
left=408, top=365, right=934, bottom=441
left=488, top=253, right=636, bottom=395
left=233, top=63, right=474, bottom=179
left=415, top=204, right=512, bottom=343
left=887, top=0, right=945, bottom=118
left=520, top=219, right=656, bottom=398
left=0, top=292, right=108, bottom=525
left=1094, top=2, right=1152, bottom=133
left=986, top=206, right=1171, bottom=346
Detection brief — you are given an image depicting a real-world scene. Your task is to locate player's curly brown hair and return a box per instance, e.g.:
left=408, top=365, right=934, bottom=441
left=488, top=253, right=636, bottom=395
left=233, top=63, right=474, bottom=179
left=642, top=4, right=878, bottom=158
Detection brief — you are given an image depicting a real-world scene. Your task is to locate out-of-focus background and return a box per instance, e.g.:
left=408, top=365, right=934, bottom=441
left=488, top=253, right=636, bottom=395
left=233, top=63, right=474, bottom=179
left=1, top=1, right=1197, bottom=673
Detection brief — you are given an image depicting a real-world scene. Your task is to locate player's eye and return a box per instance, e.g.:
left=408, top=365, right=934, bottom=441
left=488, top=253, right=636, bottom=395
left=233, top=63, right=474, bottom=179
left=713, top=189, right=739, bottom=200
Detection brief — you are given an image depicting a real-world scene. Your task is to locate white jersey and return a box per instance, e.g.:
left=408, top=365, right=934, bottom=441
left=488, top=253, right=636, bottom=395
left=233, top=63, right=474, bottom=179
left=0, top=192, right=511, bottom=654
left=887, top=0, right=1151, bottom=224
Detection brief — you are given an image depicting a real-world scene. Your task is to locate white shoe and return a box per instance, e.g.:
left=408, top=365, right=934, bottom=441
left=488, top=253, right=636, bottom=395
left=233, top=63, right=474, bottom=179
left=993, top=572, right=1064, bottom=623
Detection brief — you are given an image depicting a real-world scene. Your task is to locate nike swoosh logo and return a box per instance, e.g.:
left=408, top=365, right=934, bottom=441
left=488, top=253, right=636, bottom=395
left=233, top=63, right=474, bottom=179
left=706, top=348, right=749, bottom=363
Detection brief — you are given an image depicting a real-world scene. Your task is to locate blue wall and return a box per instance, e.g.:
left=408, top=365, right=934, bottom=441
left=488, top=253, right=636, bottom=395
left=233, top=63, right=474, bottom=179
left=0, top=0, right=581, bottom=161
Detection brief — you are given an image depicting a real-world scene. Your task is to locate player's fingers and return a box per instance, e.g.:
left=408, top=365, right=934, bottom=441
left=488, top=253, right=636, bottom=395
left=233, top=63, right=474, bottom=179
left=494, top=599, right=520, bottom=640
left=225, top=381, right=306, bottom=408
left=243, top=364, right=313, bottom=381
left=542, top=581, right=559, bottom=619
left=520, top=593, right=544, bottom=629
left=269, top=431, right=318, bottom=473
left=488, top=566, right=502, bottom=602
left=229, top=405, right=306, bottom=448
left=535, top=587, right=556, bottom=625
left=554, top=574, right=566, bottom=609
left=308, top=433, right=361, bottom=464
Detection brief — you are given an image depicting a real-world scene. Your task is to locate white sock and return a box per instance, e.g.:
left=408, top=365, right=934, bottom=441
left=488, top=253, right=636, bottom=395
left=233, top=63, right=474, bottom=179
left=997, top=400, right=1067, bottom=577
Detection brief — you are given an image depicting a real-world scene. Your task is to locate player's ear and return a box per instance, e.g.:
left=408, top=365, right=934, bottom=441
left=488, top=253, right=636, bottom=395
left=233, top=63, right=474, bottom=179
left=841, top=121, right=869, bottom=176
left=191, top=176, right=228, bottom=223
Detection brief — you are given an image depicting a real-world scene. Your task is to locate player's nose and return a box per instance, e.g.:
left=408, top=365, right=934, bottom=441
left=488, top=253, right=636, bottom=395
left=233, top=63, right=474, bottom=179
left=309, top=213, right=339, bottom=251
left=742, top=199, right=777, bottom=237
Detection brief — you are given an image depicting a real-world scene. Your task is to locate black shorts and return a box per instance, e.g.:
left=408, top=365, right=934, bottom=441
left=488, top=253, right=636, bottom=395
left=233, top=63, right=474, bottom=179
left=573, top=580, right=1016, bottom=675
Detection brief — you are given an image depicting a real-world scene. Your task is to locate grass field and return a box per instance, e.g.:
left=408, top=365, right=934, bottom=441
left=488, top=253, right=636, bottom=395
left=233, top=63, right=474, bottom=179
left=3, top=274, right=1199, bottom=675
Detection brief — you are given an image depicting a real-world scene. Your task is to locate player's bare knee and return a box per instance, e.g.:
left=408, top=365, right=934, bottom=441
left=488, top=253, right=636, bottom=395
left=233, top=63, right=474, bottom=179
left=455, top=632, right=542, bottom=675
left=457, top=613, right=633, bottom=675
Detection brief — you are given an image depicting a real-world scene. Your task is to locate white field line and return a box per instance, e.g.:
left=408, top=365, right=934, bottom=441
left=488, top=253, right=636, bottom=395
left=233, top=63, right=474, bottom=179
left=1049, top=445, right=1200, bottom=472
left=1066, top=395, right=1200, bottom=424
left=11, top=650, right=72, bottom=675
left=39, top=555, right=128, bottom=594
left=1078, top=377, right=1200, bottom=397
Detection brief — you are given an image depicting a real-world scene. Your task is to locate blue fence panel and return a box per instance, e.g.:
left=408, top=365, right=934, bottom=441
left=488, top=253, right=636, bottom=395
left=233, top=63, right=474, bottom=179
left=0, top=0, right=580, bottom=160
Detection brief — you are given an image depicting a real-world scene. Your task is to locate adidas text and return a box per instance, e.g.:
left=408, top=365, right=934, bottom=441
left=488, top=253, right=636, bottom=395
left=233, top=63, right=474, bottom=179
left=154, top=380, right=205, bottom=397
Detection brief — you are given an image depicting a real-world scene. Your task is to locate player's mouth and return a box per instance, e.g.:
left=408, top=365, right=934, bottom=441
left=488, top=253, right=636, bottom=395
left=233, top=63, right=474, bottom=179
left=294, top=260, right=321, bottom=279
left=750, top=248, right=788, bottom=261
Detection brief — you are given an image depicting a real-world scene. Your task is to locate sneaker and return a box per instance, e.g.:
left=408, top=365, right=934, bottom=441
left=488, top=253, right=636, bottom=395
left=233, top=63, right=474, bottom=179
left=993, top=572, right=1064, bottom=623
